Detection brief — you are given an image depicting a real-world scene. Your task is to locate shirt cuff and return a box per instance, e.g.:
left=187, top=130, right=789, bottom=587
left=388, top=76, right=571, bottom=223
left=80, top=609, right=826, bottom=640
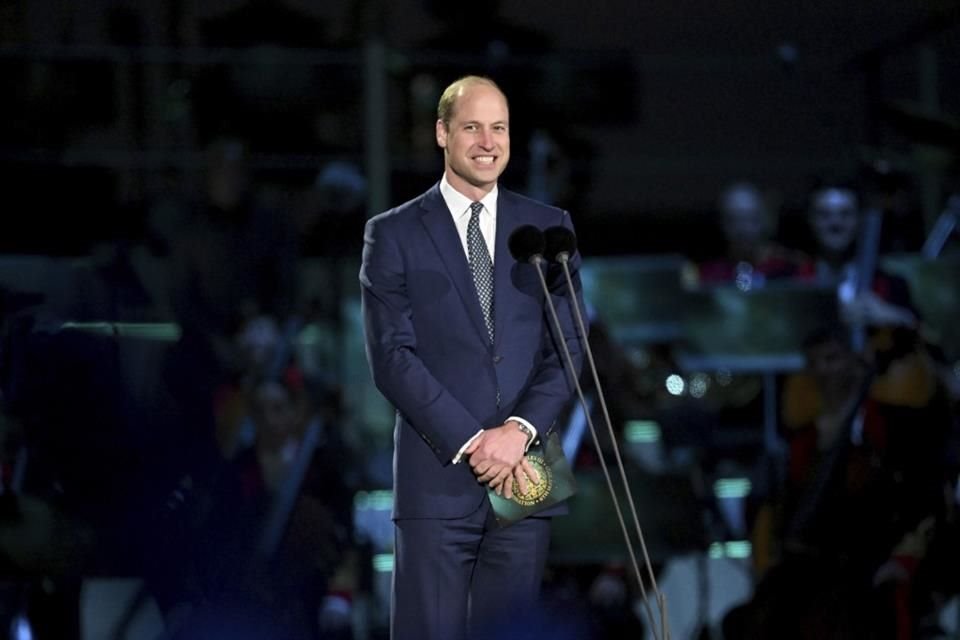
left=507, top=416, right=538, bottom=452
left=452, top=429, right=484, bottom=464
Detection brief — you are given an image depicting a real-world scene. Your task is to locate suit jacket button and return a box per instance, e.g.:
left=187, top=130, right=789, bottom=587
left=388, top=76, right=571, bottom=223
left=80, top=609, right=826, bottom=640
left=493, top=355, right=503, bottom=364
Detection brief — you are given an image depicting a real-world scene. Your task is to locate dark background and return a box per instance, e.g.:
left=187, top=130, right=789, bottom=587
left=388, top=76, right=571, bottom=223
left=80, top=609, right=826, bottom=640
left=1, top=0, right=958, bottom=259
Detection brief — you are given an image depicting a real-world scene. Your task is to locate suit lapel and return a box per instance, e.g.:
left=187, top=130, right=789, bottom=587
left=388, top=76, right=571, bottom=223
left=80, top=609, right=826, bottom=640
left=419, top=185, right=491, bottom=346
left=492, top=189, right=522, bottom=352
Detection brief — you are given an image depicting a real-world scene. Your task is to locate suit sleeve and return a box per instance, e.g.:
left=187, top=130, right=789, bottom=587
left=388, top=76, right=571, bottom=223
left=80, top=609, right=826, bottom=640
left=360, top=215, right=484, bottom=464
left=511, top=210, right=587, bottom=434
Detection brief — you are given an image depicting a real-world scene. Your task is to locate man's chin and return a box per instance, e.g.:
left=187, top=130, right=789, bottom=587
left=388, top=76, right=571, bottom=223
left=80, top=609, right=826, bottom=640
left=471, top=166, right=506, bottom=183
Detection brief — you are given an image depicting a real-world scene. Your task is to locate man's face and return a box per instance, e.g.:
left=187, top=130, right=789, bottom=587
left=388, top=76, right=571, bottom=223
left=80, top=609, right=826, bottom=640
left=810, top=188, right=859, bottom=255
left=806, top=339, right=858, bottom=391
left=436, top=83, right=510, bottom=199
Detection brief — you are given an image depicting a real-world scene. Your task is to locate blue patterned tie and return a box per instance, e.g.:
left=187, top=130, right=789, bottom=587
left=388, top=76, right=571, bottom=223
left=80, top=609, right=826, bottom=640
left=467, top=201, right=495, bottom=343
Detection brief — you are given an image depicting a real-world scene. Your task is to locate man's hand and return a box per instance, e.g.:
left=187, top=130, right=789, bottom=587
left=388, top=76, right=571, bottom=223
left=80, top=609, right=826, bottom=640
left=491, top=457, right=541, bottom=500
left=465, top=421, right=529, bottom=491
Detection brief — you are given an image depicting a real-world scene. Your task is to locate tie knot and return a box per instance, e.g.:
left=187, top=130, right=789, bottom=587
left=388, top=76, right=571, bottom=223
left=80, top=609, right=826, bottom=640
left=469, top=201, right=483, bottom=218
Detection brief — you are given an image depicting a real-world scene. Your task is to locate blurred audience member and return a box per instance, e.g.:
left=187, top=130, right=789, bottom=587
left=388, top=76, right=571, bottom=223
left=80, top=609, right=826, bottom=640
left=806, top=182, right=918, bottom=333
left=696, top=182, right=809, bottom=287
left=800, top=180, right=948, bottom=415
left=178, top=359, right=353, bottom=640
left=727, top=325, right=953, bottom=639
left=524, top=127, right=595, bottom=213
left=165, top=135, right=298, bottom=419
left=147, top=135, right=302, bottom=621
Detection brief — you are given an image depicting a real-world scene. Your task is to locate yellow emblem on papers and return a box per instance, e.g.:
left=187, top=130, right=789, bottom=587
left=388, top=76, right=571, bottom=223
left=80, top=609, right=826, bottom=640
left=511, top=454, right=553, bottom=506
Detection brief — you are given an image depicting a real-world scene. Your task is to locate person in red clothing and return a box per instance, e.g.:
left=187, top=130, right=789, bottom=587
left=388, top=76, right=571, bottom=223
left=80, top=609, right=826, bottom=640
left=725, top=324, right=952, bottom=639
left=697, top=181, right=810, bottom=287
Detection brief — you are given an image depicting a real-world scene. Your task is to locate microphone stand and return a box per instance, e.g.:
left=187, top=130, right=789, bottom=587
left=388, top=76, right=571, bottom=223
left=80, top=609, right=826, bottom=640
left=524, top=248, right=669, bottom=640
left=549, top=231, right=670, bottom=640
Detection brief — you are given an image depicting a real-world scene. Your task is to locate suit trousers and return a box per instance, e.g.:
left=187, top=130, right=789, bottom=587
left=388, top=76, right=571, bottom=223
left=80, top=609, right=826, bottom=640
left=391, top=499, right=551, bottom=640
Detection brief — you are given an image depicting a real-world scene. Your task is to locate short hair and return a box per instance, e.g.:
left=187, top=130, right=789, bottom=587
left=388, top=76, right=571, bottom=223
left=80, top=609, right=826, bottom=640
left=436, top=75, right=506, bottom=125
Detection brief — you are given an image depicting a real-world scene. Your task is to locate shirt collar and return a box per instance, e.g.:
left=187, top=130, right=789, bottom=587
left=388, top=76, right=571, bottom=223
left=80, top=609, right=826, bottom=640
left=440, top=173, right=498, bottom=219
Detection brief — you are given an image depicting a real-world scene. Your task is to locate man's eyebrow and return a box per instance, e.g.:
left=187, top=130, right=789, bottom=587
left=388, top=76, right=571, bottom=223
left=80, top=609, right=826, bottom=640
left=461, top=120, right=509, bottom=126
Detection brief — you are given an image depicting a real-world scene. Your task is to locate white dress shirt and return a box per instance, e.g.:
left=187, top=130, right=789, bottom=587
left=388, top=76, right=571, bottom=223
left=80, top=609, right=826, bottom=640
left=439, top=174, right=539, bottom=463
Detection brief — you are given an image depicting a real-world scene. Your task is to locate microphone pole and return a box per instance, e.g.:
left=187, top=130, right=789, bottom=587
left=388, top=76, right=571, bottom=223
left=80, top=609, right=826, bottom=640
left=508, top=226, right=667, bottom=640
left=543, top=225, right=670, bottom=640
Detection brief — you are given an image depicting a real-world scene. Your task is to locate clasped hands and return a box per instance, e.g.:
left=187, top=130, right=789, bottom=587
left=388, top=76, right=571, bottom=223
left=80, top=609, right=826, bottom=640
left=465, top=421, right=540, bottom=500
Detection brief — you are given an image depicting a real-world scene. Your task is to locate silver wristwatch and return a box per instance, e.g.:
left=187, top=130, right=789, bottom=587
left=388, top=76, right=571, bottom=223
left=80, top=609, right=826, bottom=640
left=514, top=421, right=534, bottom=445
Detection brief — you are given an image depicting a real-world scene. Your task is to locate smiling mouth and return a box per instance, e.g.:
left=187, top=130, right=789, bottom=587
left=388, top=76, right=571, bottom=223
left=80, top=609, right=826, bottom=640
left=473, top=156, right=497, bottom=165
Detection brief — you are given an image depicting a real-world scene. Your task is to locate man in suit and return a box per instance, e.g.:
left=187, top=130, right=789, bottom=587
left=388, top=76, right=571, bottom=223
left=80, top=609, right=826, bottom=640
left=360, top=75, right=585, bottom=639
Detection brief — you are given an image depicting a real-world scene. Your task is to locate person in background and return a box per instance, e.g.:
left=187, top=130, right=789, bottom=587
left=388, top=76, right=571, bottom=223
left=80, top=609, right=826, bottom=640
left=727, top=324, right=953, bottom=639
left=696, top=181, right=809, bottom=287
left=805, top=182, right=918, bottom=332
left=146, top=135, right=302, bottom=627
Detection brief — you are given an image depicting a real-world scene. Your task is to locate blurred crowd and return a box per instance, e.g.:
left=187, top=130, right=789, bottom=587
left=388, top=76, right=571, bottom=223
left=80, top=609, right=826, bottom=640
left=0, top=133, right=365, bottom=639
left=0, top=1, right=958, bottom=639
left=693, top=177, right=959, bottom=639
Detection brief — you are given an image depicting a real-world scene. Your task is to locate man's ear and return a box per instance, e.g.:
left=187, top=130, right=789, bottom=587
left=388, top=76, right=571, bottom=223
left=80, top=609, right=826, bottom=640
left=436, top=119, right=447, bottom=149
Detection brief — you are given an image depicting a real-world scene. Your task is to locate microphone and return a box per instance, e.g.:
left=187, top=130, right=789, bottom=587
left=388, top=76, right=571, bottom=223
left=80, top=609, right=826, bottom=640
left=508, top=224, right=546, bottom=264
left=541, top=224, right=669, bottom=640
left=508, top=224, right=669, bottom=640
left=543, top=225, right=577, bottom=264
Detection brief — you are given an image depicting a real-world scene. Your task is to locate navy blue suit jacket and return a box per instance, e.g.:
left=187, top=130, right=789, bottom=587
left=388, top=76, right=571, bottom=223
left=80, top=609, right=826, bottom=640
left=360, top=183, right=585, bottom=519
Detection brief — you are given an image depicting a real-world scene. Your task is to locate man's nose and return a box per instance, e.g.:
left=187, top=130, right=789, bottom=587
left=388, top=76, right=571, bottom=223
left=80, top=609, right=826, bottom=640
left=478, top=128, right=494, bottom=148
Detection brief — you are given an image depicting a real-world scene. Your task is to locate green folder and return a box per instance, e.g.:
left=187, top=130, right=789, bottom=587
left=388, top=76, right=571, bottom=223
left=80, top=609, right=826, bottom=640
left=487, top=431, right=577, bottom=527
